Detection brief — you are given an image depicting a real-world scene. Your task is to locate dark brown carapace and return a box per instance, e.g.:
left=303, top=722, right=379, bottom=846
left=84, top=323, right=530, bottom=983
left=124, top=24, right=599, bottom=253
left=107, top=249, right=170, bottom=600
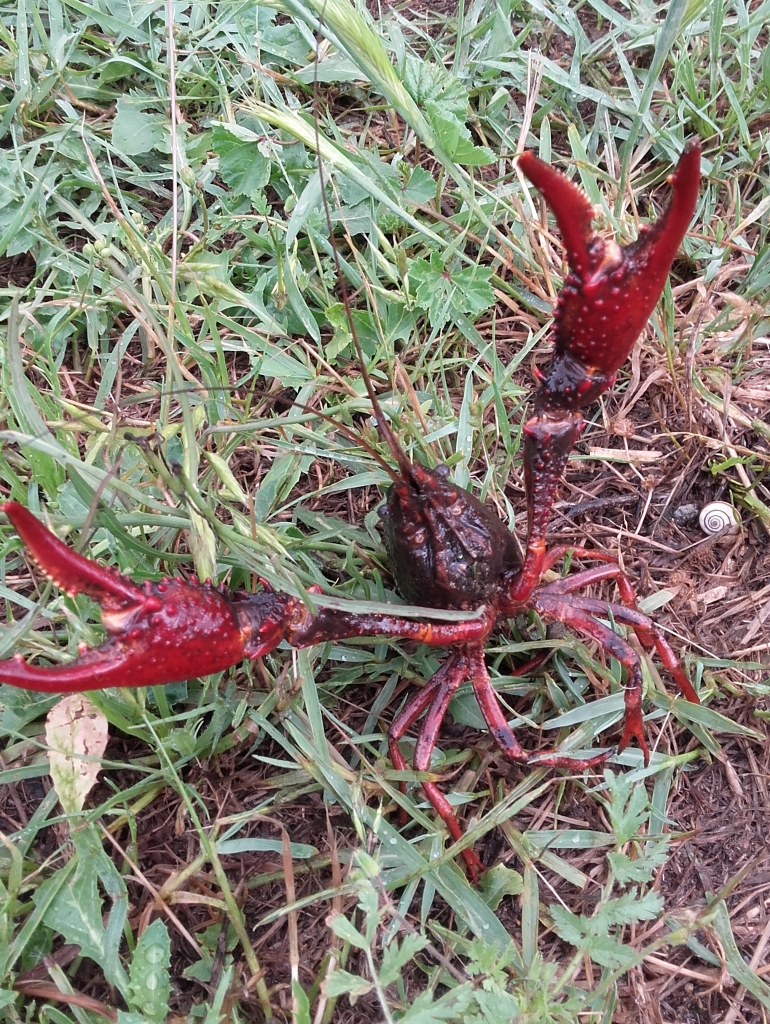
left=0, top=143, right=701, bottom=880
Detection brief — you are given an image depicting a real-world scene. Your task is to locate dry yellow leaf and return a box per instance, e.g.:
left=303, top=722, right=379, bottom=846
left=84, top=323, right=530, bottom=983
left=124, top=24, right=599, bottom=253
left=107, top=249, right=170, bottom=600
left=45, top=694, right=109, bottom=813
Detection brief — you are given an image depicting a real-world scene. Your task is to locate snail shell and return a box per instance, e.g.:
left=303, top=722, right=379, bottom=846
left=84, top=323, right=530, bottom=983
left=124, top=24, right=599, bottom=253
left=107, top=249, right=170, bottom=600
left=699, top=501, right=740, bottom=536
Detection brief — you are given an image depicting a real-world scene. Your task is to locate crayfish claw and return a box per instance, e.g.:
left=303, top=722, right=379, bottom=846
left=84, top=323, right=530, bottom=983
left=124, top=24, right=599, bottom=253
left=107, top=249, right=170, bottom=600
left=520, top=141, right=701, bottom=387
left=519, top=150, right=596, bottom=280
left=0, top=503, right=298, bottom=693
left=508, top=144, right=701, bottom=605
left=3, top=501, right=144, bottom=614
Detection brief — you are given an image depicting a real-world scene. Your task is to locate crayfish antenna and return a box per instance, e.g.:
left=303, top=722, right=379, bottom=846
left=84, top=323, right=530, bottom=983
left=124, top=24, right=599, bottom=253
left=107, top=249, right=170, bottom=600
left=310, top=63, right=412, bottom=488
left=323, top=220, right=412, bottom=486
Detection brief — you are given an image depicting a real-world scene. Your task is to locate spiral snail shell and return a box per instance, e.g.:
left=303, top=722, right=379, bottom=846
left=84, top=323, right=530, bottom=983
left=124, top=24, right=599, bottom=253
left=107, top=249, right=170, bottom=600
left=699, top=501, right=740, bottom=536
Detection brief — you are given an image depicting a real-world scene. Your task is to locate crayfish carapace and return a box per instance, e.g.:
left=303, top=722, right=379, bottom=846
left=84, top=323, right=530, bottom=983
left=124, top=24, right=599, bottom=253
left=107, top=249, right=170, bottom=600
left=0, top=142, right=701, bottom=880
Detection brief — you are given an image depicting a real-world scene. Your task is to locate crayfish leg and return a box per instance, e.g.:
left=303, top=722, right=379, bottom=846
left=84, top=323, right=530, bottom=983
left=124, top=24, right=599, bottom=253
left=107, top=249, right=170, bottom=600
left=388, top=650, right=485, bottom=881
left=541, top=557, right=700, bottom=708
left=389, top=672, right=445, bottom=823
left=534, top=591, right=661, bottom=763
left=466, top=645, right=612, bottom=770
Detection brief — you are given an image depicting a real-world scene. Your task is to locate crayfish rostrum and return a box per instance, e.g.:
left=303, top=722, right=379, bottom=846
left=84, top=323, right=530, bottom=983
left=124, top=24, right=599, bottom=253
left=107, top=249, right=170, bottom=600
left=0, top=142, right=701, bottom=880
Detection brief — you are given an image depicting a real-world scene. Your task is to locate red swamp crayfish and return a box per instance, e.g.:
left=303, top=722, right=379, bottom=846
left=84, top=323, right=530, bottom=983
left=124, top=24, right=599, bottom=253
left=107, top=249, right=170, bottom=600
left=0, top=142, right=702, bottom=879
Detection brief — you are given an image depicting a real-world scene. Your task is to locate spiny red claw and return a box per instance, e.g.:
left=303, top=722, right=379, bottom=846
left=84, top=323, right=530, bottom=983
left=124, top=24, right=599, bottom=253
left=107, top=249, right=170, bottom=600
left=0, top=502, right=296, bottom=693
left=519, top=142, right=701, bottom=397
left=6, top=501, right=146, bottom=613
left=508, top=144, right=701, bottom=604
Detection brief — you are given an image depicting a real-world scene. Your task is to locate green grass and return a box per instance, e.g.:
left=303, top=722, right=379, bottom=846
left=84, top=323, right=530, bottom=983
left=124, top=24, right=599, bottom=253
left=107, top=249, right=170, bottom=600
left=0, top=0, right=769, bottom=1021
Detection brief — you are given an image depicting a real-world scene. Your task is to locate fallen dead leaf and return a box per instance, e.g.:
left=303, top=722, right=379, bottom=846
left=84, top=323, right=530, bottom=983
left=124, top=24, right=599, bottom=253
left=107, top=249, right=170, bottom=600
left=698, top=585, right=731, bottom=607
left=588, top=447, right=664, bottom=464
left=45, top=694, right=109, bottom=814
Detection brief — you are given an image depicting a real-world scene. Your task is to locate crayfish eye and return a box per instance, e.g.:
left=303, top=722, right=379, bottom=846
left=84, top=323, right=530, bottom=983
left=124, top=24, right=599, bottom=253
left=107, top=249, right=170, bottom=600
left=377, top=504, right=390, bottom=520
left=436, top=464, right=450, bottom=478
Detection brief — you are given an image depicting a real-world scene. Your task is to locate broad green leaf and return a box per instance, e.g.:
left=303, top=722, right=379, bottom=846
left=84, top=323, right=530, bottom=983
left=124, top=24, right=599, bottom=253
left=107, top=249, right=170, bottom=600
left=473, top=987, right=521, bottom=1021
left=608, top=844, right=669, bottom=884
left=112, top=97, right=168, bottom=156
left=427, top=106, right=495, bottom=165
left=400, top=166, right=436, bottom=205
left=128, top=919, right=171, bottom=1023
left=550, top=907, right=631, bottom=970
left=400, top=985, right=475, bottom=1022
left=39, top=833, right=129, bottom=996
left=410, top=253, right=494, bottom=329
left=326, top=911, right=369, bottom=950
left=605, top=770, right=650, bottom=842
left=379, top=933, right=428, bottom=985
left=402, top=56, right=468, bottom=118
left=212, top=124, right=271, bottom=196
left=601, top=890, right=663, bottom=925
left=237, top=104, right=443, bottom=244
left=323, top=967, right=373, bottom=1000
left=575, top=934, right=636, bottom=970
left=479, top=864, right=524, bottom=911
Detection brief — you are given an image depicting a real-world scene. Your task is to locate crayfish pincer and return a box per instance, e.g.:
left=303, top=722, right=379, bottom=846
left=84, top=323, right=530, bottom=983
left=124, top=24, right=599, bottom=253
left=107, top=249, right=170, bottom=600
left=0, top=143, right=701, bottom=881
